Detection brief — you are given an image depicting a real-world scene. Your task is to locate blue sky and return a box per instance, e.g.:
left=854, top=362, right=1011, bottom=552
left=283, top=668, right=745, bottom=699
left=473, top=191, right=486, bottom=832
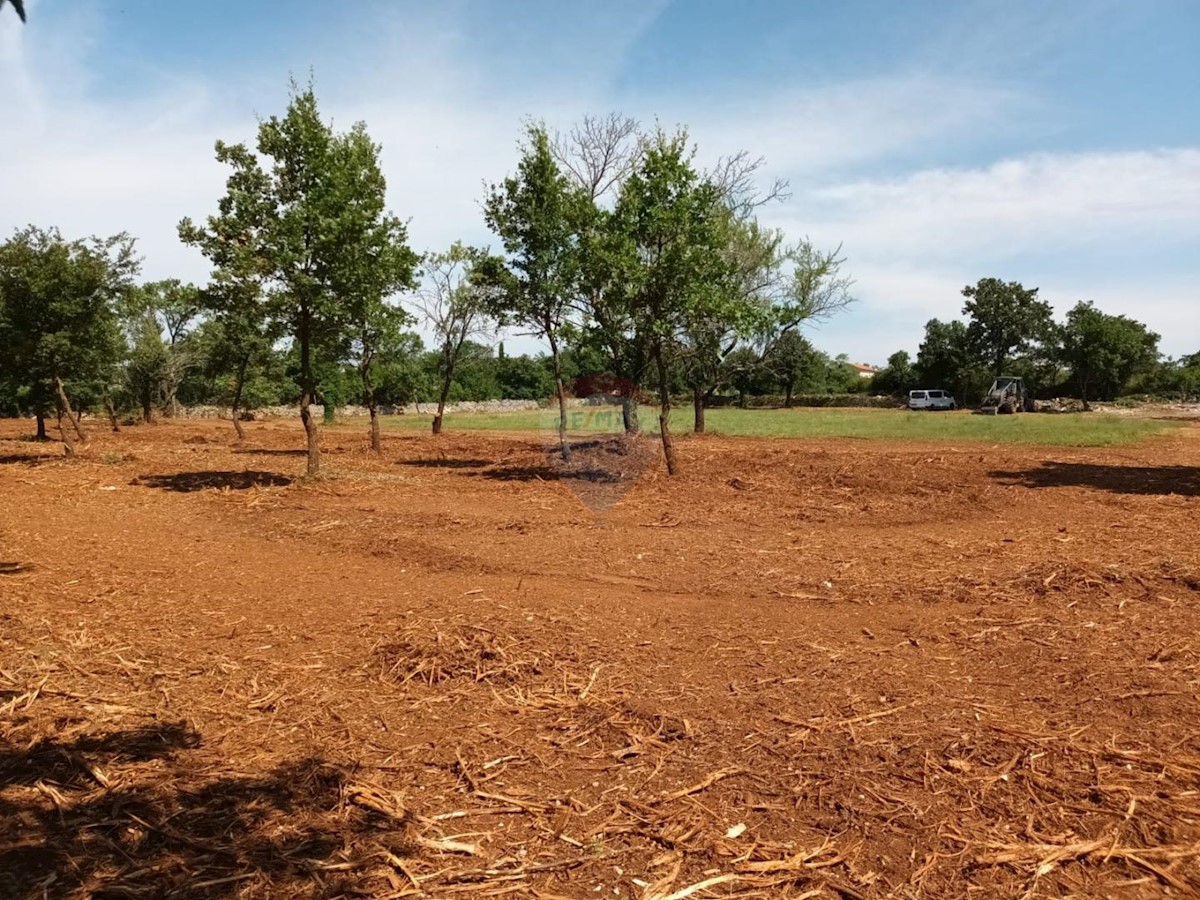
left=2, top=0, right=1197, bottom=362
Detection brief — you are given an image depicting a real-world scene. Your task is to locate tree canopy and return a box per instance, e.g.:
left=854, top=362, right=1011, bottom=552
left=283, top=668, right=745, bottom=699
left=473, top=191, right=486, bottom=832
left=1061, top=301, right=1159, bottom=408
left=962, top=277, right=1055, bottom=377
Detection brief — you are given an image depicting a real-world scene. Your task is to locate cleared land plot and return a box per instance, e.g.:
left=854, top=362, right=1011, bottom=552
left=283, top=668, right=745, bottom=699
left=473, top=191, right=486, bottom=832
left=359, top=405, right=1183, bottom=447
left=2, top=417, right=1199, bottom=899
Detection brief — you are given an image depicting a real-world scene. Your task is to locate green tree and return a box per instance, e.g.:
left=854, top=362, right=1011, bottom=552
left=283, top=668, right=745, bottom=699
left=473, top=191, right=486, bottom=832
left=182, top=83, right=406, bottom=474
left=827, top=354, right=867, bottom=393
left=496, top=354, right=557, bottom=400
left=348, top=303, right=408, bottom=446
left=199, top=292, right=277, bottom=440
left=179, top=138, right=277, bottom=440
left=871, top=350, right=917, bottom=396
left=329, top=124, right=419, bottom=452
left=0, top=226, right=136, bottom=453
left=577, top=221, right=650, bottom=434
left=123, top=309, right=169, bottom=423
left=772, top=240, right=855, bottom=335
left=682, top=218, right=780, bottom=432
left=720, top=346, right=768, bottom=408
left=961, top=278, right=1054, bottom=376
left=414, top=243, right=495, bottom=434
left=1177, top=356, right=1200, bottom=401
left=742, top=238, right=855, bottom=410
left=763, top=331, right=819, bottom=406
left=424, top=341, right=498, bottom=401
left=482, top=126, right=584, bottom=460
left=1061, top=301, right=1160, bottom=409
left=915, top=318, right=982, bottom=404
left=121, top=279, right=203, bottom=420
left=607, top=131, right=740, bottom=474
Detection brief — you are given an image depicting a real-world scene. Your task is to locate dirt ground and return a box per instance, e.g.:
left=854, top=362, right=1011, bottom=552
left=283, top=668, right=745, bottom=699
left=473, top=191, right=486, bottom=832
left=2, top=416, right=1199, bottom=899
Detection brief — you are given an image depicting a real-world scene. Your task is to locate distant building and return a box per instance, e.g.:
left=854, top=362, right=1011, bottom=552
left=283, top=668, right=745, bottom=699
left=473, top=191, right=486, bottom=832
left=850, top=363, right=880, bottom=379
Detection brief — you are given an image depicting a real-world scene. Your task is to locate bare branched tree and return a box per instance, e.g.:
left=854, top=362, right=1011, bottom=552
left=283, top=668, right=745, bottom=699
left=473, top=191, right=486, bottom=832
left=709, top=150, right=791, bottom=218
left=412, top=243, right=494, bottom=435
left=551, top=114, right=641, bottom=201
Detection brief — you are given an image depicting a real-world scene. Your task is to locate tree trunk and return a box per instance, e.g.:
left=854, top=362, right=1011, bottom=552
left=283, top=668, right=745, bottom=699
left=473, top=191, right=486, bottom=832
left=367, top=403, right=380, bottom=452
left=738, top=390, right=747, bottom=409
left=547, top=329, right=571, bottom=462
left=300, top=389, right=319, bottom=475
left=230, top=352, right=249, bottom=442
left=140, top=380, right=154, bottom=424
left=433, top=370, right=452, bottom=435
left=1080, top=375, right=1090, bottom=412
left=621, top=395, right=640, bottom=434
left=54, top=376, right=87, bottom=442
left=35, top=413, right=47, bottom=441
left=655, top=347, right=678, bottom=476
left=785, top=381, right=794, bottom=408
left=692, top=386, right=705, bottom=434
left=56, top=410, right=76, bottom=457
left=54, top=395, right=76, bottom=458
left=360, top=358, right=381, bottom=455
left=104, top=397, right=121, bottom=432
left=299, top=320, right=320, bottom=476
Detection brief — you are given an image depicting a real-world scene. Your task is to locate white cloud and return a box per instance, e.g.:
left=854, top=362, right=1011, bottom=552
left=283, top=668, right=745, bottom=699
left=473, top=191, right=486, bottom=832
left=799, top=149, right=1200, bottom=260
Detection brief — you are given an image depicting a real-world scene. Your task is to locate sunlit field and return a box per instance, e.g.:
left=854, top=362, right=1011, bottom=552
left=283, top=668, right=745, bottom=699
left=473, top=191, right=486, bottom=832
left=353, top=405, right=1182, bottom=447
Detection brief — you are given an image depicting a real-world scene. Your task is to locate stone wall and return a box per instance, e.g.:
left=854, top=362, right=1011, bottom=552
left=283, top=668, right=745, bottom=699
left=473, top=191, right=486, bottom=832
left=172, top=397, right=615, bottom=421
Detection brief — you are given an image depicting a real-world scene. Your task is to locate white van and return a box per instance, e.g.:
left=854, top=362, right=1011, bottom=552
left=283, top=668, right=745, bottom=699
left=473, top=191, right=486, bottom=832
left=908, top=389, right=957, bottom=411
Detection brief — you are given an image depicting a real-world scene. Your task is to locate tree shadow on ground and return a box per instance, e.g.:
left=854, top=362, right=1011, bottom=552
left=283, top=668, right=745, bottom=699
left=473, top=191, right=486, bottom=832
left=399, top=457, right=490, bottom=469
left=131, top=471, right=293, bottom=492
left=0, top=454, right=57, bottom=466
left=991, top=462, right=1200, bottom=497
left=474, top=464, right=620, bottom=484
left=231, top=448, right=308, bottom=457
left=0, top=721, right=407, bottom=898
left=566, top=438, right=645, bottom=455
left=0, top=721, right=201, bottom=790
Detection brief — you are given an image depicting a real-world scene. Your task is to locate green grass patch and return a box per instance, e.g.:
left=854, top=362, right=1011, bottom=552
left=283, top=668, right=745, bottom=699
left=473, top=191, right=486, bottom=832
left=352, top=406, right=1181, bottom=448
